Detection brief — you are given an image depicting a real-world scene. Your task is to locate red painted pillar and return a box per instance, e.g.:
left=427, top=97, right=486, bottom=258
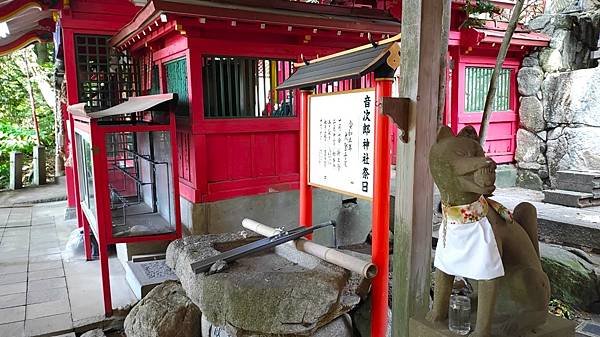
left=68, top=115, right=91, bottom=260
left=90, top=121, right=113, bottom=317
left=371, top=78, right=393, bottom=337
left=299, top=89, right=313, bottom=231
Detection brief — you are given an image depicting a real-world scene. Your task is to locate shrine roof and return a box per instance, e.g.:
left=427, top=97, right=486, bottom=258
left=111, top=0, right=401, bottom=48
left=278, top=34, right=400, bottom=90
left=0, top=0, right=55, bottom=56
left=68, top=93, right=178, bottom=119
left=469, top=27, right=551, bottom=47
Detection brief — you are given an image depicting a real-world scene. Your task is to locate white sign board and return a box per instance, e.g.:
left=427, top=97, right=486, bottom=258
left=309, top=89, right=375, bottom=199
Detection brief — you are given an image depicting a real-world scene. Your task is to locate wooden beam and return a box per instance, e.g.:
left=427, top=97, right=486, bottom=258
left=392, top=0, right=448, bottom=336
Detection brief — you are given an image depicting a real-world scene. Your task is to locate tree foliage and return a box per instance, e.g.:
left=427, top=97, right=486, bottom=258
left=0, top=45, right=55, bottom=188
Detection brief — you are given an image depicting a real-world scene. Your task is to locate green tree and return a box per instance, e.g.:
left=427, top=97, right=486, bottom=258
left=0, top=45, right=55, bottom=188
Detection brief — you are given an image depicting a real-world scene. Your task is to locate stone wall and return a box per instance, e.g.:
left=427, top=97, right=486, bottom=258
left=515, top=10, right=600, bottom=189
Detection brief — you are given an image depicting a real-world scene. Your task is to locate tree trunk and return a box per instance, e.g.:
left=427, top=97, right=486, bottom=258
left=22, top=54, right=41, bottom=147
left=478, top=0, right=525, bottom=147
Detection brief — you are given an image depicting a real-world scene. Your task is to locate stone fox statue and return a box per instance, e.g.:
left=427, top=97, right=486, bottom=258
left=427, top=125, right=550, bottom=337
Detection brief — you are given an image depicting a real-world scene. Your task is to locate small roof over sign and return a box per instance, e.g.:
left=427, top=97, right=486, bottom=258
left=68, top=93, right=178, bottom=119
left=278, top=34, right=400, bottom=91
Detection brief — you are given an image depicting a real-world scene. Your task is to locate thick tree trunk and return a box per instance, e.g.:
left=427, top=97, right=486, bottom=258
left=478, top=0, right=525, bottom=146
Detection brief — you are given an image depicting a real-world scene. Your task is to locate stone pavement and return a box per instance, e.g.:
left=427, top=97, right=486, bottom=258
left=492, top=187, right=600, bottom=250
left=0, top=201, right=136, bottom=337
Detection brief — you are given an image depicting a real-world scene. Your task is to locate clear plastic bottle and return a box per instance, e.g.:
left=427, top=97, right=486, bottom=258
left=448, top=294, right=471, bottom=335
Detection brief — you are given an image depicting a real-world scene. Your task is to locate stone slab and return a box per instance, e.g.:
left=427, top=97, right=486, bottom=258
left=25, top=312, right=73, bottom=337
left=557, top=170, right=600, bottom=189
left=0, top=305, right=25, bottom=324
left=0, top=321, right=25, bottom=337
left=124, top=259, right=178, bottom=299
left=0, top=292, right=26, bottom=309
left=543, top=189, right=600, bottom=208
left=409, top=314, right=576, bottom=337
left=556, top=181, right=600, bottom=195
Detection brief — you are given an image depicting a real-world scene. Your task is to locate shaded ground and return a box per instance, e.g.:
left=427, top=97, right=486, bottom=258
left=0, top=201, right=137, bottom=337
left=0, top=176, right=67, bottom=207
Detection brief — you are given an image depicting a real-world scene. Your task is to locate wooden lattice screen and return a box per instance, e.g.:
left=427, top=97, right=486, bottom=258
left=464, top=67, right=512, bottom=112
left=74, top=34, right=137, bottom=112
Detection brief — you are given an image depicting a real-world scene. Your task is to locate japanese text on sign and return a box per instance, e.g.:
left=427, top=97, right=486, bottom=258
left=309, top=90, right=375, bottom=199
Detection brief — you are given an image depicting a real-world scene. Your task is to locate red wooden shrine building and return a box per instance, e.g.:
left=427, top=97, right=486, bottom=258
left=0, top=0, right=550, bottom=322
left=0, top=1, right=550, bottom=210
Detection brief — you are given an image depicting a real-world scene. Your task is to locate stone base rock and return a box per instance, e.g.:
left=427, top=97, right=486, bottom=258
left=124, top=280, right=201, bottom=337
left=81, top=329, right=106, bottom=337
left=409, top=314, right=576, bottom=337
left=540, top=243, right=600, bottom=311
left=351, top=296, right=392, bottom=337
left=166, top=233, right=365, bottom=336
left=201, top=313, right=353, bottom=337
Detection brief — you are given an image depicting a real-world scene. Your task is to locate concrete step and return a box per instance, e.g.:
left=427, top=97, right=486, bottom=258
left=544, top=189, right=600, bottom=208
left=557, top=170, right=600, bottom=190
left=124, top=259, right=178, bottom=300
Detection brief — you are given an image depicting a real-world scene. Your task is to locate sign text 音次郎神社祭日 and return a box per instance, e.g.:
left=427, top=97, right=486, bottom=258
left=308, top=90, right=375, bottom=199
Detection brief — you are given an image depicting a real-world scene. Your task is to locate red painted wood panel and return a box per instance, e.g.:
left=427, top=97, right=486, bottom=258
left=199, top=129, right=299, bottom=202
left=228, top=135, right=253, bottom=180
left=277, top=133, right=299, bottom=175
left=252, top=134, right=276, bottom=177
left=206, top=134, right=229, bottom=182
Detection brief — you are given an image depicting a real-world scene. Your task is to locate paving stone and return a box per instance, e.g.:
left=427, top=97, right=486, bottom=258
left=0, top=252, right=29, bottom=259
left=5, top=222, right=30, bottom=228
left=30, top=243, right=60, bottom=252
left=0, top=283, right=26, bottom=296
left=31, top=217, right=54, bottom=226
left=0, top=293, right=26, bottom=309
left=0, top=243, right=28, bottom=251
left=1, top=231, right=29, bottom=238
left=30, top=238, right=59, bottom=246
left=28, top=277, right=67, bottom=291
left=0, top=321, right=25, bottom=337
left=0, top=256, right=28, bottom=265
left=0, top=306, right=25, bottom=324
left=29, top=260, right=63, bottom=272
left=27, top=287, right=68, bottom=305
left=28, top=277, right=66, bottom=291
left=29, top=247, right=61, bottom=256
left=0, top=234, right=29, bottom=242
left=25, top=313, right=72, bottom=337
left=28, top=268, right=65, bottom=281
left=30, top=225, right=54, bottom=233
left=29, top=253, right=62, bottom=263
left=26, top=299, right=71, bottom=320
left=0, top=272, right=27, bottom=285
left=0, top=248, right=29, bottom=256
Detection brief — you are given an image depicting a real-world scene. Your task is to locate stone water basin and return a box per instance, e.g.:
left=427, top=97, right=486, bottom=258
left=166, top=232, right=369, bottom=337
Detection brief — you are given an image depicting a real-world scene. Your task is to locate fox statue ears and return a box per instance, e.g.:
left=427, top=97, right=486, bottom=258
left=436, top=125, right=480, bottom=142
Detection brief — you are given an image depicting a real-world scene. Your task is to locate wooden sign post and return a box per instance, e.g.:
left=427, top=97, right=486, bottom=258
left=279, top=36, right=401, bottom=337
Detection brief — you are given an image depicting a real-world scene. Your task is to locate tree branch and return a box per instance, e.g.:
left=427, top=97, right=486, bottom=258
left=478, top=0, right=525, bottom=147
